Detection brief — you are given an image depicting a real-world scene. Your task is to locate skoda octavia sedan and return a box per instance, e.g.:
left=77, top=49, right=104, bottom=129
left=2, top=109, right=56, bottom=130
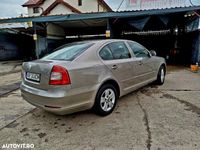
left=21, top=39, right=166, bottom=116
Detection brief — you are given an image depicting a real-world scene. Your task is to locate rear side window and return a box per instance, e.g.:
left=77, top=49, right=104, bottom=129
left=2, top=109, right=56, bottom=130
left=99, top=46, right=114, bottom=60
left=108, top=42, right=131, bottom=59
left=42, top=42, right=93, bottom=61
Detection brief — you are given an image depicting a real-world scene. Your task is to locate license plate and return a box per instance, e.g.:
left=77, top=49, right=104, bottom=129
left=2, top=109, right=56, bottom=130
left=26, top=72, right=40, bottom=82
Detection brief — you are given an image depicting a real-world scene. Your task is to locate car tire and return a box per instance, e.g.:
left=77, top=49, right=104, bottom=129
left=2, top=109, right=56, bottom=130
left=93, top=84, right=118, bottom=116
left=156, top=65, right=166, bottom=85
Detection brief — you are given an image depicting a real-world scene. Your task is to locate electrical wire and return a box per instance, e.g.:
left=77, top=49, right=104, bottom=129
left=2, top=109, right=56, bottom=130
left=189, top=0, right=195, bottom=6
left=188, top=0, right=200, bottom=17
left=117, top=0, right=126, bottom=11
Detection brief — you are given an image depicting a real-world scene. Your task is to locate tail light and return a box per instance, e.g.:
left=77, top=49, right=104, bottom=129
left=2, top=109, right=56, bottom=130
left=49, top=65, right=71, bottom=85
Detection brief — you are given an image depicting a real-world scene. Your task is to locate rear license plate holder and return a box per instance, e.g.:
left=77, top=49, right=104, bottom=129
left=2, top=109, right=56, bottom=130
left=26, top=72, right=40, bottom=82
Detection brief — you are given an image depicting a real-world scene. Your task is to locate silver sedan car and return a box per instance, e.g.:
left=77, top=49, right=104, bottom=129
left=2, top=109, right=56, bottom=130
left=20, top=39, right=166, bottom=116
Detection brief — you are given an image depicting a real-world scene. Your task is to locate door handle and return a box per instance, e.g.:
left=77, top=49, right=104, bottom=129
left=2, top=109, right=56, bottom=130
left=112, top=65, right=118, bottom=70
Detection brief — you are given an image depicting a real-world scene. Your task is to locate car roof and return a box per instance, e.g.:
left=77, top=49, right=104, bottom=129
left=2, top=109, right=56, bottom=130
left=85, top=39, right=129, bottom=44
left=72, top=39, right=130, bottom=45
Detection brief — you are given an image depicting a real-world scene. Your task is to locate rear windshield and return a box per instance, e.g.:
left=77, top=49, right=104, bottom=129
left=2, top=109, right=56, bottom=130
left=42, top=42, right=94, bottom=61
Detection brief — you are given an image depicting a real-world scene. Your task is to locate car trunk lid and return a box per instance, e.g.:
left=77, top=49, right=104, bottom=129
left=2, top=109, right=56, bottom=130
left=22, top=60, right=71, bottom=90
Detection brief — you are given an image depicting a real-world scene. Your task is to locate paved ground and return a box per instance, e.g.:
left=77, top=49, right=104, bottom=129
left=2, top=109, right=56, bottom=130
left=0, top=66, right=200, bottom=150
left=0, top=61, right=21, bottom=98
left=0, top=61, right=22, bottom=76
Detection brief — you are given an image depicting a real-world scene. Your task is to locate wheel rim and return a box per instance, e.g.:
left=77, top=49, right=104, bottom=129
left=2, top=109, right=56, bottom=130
left=100, top=88, right=116, bottom=112
left=160, top=68, right=165, bottom=83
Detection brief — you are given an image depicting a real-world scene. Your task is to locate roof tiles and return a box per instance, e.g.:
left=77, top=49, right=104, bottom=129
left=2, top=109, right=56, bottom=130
left=22, top=0, right=44, bottom=7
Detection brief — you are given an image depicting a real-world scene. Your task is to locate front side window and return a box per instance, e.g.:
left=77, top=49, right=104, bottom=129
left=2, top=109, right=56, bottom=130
left=42, top=42, right=93, bottom=61
left=108, top=42, right=131, bottom=59
left=128, top=42, right=150, bottom=58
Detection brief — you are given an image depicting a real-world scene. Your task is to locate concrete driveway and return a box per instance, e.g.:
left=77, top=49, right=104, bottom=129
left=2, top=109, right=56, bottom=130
left=0, top=67, right=200, bottom=150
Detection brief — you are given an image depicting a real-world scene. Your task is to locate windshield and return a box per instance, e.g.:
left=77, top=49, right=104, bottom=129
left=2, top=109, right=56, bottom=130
left=42, top=42, right=94, bottom=61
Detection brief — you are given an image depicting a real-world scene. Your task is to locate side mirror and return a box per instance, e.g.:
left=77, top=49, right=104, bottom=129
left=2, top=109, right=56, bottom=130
left=150, top=50, right=157, bottom=56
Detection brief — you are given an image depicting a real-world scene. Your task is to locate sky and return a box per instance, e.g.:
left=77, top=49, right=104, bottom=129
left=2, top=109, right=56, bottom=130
left=0, top=0, right=27, bottom=18
left=0, top=0, right=199, bottom=18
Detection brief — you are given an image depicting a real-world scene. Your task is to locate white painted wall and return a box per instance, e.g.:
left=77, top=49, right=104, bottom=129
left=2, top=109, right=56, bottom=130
left=27, top=7, right=39, bottom=16
left=50, top=4, right=75, bottom=15
left=47, top=23, right=65, bottom=39
left=64, top=0, right=105, bottom=13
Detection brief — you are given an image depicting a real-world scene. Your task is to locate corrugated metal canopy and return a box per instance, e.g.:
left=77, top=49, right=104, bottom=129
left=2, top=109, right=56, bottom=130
left=56, top=19, right=107, bottom=28
left=0, top=6, right=200, bottom=24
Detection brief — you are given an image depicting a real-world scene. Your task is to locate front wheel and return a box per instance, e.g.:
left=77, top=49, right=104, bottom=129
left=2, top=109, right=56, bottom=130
left=156, top=65, right=166, bottom=85
left=93, top=84, right=118, bottom=116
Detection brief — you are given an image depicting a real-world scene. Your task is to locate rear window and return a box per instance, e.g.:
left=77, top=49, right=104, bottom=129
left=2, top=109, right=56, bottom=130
left=42, top=42, right=94, bottom=61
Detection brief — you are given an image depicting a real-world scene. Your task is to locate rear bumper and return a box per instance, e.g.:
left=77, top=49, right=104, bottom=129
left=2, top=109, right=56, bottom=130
left=20, top=82, right=99, bottom=115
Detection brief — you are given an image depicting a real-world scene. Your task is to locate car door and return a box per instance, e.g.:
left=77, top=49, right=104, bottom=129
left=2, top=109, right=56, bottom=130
left=99, top=41, right=134, bottom=91
left=127, top=41, right=155, bottom=83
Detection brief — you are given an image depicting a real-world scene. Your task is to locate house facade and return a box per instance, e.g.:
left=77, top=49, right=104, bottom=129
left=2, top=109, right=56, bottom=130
left=22, top=0, right=112, bottom=16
